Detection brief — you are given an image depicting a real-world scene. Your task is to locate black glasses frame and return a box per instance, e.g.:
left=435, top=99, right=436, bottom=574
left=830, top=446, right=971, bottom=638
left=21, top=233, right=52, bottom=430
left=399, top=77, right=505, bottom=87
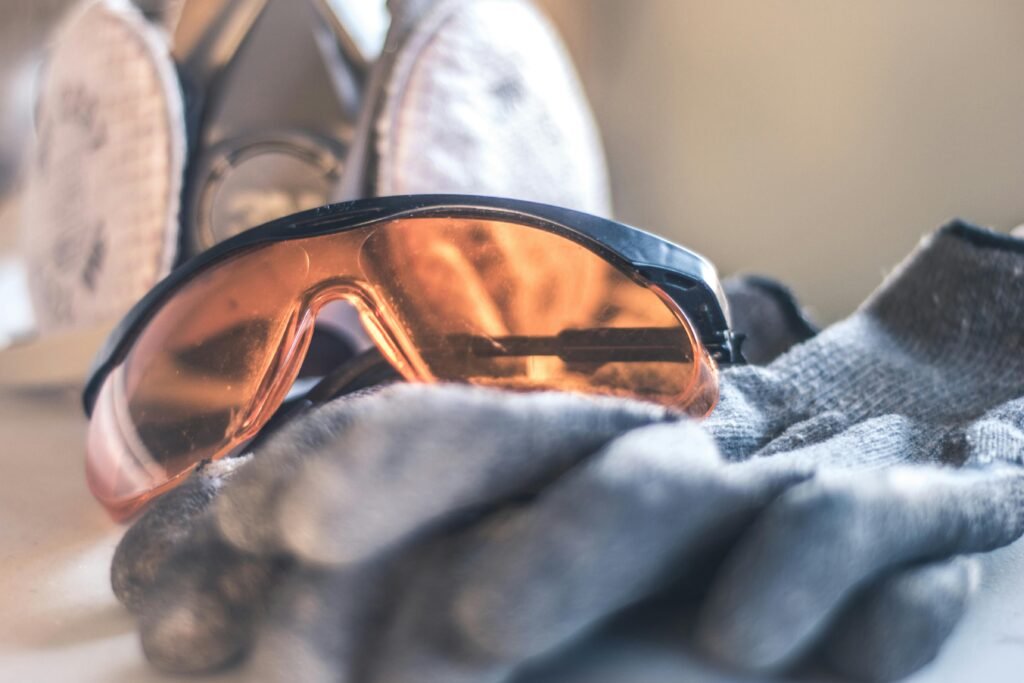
left=82, top=194, right=742, bottom=414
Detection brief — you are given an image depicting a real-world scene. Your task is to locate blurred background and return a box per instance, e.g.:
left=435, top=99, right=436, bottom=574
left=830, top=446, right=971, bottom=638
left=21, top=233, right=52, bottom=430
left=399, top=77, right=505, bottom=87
left=4, top=0, right=1024, bottom=324
left=542, top=0, right=1024, bottom=322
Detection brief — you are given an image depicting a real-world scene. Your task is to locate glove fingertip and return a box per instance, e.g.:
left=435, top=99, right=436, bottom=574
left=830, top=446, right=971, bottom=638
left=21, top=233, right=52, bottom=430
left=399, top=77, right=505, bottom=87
left=111, top=462, right=232, bottom=612
left=135, top=518, right=280, bottom=674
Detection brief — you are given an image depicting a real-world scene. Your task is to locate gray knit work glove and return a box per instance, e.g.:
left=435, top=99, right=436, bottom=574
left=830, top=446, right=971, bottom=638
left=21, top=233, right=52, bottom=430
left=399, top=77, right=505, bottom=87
left=110, top=221, right=1024, bottom=682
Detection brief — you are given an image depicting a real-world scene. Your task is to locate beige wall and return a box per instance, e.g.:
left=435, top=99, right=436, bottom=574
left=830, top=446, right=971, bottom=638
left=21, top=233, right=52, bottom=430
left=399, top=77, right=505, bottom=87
left=540, top=0, right=1024, bottom=321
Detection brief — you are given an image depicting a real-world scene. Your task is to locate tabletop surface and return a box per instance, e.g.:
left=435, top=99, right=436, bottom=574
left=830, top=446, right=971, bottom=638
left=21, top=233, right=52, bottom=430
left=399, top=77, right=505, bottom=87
left=2, top=386, right=1024, bottom=682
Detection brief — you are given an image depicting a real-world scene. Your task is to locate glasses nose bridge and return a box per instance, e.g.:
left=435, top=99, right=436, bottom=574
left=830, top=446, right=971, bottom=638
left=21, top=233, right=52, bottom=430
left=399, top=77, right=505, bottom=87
left=293, top=225, right=378, bottom=314
left=304, top=276, right=372, bottom=316
left=302, top=227, right=444, bottom=385
left=294, top=230, right=429, bottom=383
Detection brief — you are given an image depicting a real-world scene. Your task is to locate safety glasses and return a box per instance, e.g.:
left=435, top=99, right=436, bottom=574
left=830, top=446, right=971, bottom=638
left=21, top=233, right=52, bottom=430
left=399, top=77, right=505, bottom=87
left=82, top=195, right=741, bottom=518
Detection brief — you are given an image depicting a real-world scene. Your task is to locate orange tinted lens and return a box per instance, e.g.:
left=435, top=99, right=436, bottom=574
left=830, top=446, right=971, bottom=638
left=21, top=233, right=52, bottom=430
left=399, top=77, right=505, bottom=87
left=359, top=217, right=713, bottom=408
left=87, top=215, right=715, bottom=517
